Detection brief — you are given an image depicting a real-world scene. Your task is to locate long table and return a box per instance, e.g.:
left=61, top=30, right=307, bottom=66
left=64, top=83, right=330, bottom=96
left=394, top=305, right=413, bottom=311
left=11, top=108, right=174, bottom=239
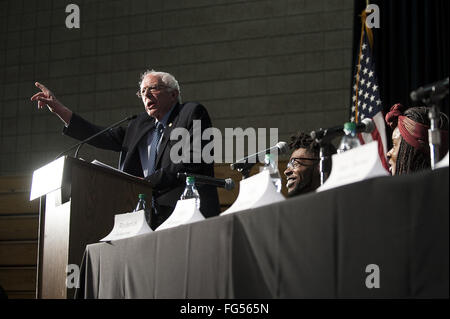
left=75, top=167, right=449, bottom=298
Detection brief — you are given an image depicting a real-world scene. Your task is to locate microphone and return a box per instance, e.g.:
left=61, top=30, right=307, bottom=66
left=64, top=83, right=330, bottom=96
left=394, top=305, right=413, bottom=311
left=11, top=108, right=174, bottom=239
left=410, top=77, right=449, bottom=102
left=177, top=172, right=235, bottom=191
left=230, top=141, right=289, bottom=171
left=56, top=114, right=137, bottom=159
left=310, top=118, right=375, bottom=142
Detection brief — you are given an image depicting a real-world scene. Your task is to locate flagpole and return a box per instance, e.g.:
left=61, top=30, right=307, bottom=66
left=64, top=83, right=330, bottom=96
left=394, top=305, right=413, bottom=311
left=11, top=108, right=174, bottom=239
left=354, top=10, right=367, bottom=124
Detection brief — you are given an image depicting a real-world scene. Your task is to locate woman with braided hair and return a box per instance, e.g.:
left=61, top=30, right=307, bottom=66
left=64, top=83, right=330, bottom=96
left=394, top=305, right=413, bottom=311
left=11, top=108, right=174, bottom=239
left=385, top=103, right=449, bottom=175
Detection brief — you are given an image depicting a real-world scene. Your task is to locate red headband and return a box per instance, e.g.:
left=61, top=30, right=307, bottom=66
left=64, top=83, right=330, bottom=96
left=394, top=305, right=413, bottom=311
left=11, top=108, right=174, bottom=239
left=385, top=103, right=449, bottom=154
left=397, top=116, right=429, bottom=152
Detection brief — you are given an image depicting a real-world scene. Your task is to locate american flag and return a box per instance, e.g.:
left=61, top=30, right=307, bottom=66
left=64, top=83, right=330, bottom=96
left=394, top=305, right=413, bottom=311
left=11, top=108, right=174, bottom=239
left=351, top=17, right=389, bottom=171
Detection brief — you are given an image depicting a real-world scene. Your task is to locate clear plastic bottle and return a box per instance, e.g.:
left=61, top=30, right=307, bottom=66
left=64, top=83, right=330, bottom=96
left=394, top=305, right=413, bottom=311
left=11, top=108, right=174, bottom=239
left=180, top=176, right=201, bottom=210
left=337, top=122, right=361, bottom=153
left=134, top=193, right=151, bottom=225
left=261, top=153, right=282, bottom=192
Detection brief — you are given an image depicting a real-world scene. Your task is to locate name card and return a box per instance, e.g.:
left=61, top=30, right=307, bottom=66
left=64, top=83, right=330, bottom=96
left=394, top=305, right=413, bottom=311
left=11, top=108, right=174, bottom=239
left=156, top=198, right=205, bottom=231
left=221, top=169, right=285, bottom=216
left=436, top=151, right=449, bottom=168
left=317, top=141, right=388, bottom=192
left=100, top=210, right=152, bottom=242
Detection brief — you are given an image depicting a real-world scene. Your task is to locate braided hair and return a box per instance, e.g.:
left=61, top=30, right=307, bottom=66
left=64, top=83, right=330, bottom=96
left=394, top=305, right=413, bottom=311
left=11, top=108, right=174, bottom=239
left=396, top=107, right=448, bottom=175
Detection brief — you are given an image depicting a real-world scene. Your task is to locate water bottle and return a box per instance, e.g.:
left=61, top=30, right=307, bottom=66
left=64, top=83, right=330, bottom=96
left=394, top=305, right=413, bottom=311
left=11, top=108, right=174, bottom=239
left=180, top=176, right=201, bottom=210
left=134, top=193, right=151, bottom=225
left=261, top=153, right=282, bottom=192
left=337, top=122, right=361, bottom=153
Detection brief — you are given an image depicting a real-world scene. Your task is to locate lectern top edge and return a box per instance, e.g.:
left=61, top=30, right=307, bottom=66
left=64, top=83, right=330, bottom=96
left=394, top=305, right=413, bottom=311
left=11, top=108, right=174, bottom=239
left=30, top=156, right=151, bottom=201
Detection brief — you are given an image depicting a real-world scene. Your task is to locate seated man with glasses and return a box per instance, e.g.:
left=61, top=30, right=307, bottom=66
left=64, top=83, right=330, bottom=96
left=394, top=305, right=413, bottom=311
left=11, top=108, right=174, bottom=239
left=284, top=132, right=335, bottom=197
left=31, top=69, right=220, bottom=229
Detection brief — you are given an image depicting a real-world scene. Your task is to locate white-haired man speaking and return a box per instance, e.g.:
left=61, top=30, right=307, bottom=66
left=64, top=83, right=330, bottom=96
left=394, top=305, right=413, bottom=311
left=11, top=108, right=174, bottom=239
left=31, top=70, right=220, bottom=228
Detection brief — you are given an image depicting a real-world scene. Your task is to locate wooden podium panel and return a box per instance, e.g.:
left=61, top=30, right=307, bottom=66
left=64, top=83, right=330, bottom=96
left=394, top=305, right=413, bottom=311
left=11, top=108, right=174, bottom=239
left=31, top=157, right=152, bottom=299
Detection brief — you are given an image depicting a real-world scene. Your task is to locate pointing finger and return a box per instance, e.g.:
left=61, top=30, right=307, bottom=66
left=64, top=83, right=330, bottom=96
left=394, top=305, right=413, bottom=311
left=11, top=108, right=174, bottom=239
left=35, top=82, right=50, bottom=94
left=31, top=91, right=46, bottom=101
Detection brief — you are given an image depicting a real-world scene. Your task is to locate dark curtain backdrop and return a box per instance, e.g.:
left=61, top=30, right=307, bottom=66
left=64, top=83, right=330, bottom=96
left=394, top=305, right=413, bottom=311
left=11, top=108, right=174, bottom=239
left=351, top=0, right=449, bottom=138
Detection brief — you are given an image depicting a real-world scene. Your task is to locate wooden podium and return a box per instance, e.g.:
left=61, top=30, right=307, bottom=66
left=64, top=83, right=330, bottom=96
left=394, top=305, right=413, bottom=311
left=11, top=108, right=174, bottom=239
left=30, top=156, right=152, bottom=299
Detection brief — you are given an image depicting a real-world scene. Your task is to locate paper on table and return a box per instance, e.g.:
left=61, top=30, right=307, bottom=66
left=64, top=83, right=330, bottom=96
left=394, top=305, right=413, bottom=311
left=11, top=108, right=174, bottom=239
left=220, top=169, right=285, bottom=215
left=100, top=209, right=152, bottom=241
left=156, top=198, right=205, bottom=231
left=435, top=151, right=449, bottom=168
left=317, top=141, right=388, bottom=192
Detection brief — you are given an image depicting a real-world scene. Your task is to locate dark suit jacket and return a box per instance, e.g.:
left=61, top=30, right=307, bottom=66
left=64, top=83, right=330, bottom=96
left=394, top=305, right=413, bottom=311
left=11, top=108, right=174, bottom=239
left=63, top=102, right=220, bottom=228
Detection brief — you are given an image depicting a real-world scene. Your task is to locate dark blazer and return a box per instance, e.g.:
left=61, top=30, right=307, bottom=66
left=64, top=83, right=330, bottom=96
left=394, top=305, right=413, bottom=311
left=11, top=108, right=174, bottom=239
left=63, top=102, right=220, bottom=228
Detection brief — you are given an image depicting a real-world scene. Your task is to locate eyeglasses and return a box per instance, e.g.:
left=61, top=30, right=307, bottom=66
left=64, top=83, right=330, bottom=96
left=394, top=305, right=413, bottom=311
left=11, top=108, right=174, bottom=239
left=286, top=157, right=320, bottom=169
left=136, top=85, right=168, bottom=98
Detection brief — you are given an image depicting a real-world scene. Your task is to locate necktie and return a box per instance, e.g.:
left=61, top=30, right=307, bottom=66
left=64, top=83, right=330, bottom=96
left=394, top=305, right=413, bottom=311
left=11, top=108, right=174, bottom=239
left=147, top=122, right=164, bottom=176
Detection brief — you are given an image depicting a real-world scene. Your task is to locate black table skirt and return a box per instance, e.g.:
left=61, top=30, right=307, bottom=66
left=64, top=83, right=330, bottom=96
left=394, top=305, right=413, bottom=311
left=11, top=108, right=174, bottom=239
left=75, top=167, right=449, bottom=298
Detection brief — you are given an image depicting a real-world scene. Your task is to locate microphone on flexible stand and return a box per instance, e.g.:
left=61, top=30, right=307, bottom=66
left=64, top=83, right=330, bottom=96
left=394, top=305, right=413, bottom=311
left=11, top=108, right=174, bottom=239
left=230, top=141, right=289, bottom=179
left=177, top=172, right=235, bottom=191
left=310, top=118, right=375, bottom=185
left=310, top=118, right=375, bottom=143
left=55, top=114, right=137, bottom=160
left=410, top=77, right=449, bottom=103
left=410, top=77, right=449, bottom=169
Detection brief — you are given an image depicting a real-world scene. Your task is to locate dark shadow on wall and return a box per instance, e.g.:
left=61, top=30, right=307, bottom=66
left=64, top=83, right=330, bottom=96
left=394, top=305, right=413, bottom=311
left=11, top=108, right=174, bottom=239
left=351, top=0, right=449, bottom=147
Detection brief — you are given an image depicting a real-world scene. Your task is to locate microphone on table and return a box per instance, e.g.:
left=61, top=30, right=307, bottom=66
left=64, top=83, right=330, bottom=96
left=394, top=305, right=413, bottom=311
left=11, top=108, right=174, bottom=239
left=230, top=141, right=289, bottom=171
left=310, top=118, right=375, bottom=142
left=410, top=77, right=449, bottom=102
left=177, top=172, right=235, bottom=191
left=56, top=114, right=137, bottom=159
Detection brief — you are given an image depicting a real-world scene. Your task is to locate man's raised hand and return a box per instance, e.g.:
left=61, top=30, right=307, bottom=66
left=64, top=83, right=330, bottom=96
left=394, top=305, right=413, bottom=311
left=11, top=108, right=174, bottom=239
left=31, top=82, right=73, bottom=125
